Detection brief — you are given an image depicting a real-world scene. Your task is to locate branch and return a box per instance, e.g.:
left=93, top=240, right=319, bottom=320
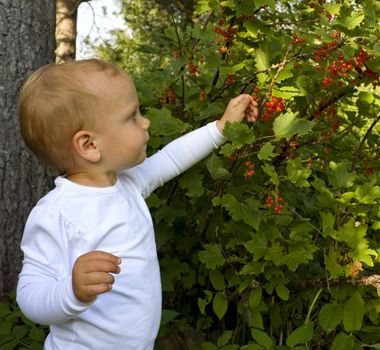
left=291, top=274, right=380, bottom=292
left=351, top=114, right=380, bottom=171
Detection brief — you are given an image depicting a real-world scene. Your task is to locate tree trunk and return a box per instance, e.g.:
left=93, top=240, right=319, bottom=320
left=0, top=0, right=55, bottom=299
left=55, top=0, right=79, bottom=63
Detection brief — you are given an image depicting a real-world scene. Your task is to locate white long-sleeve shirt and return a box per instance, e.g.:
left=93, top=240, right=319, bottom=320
left=17, top=122, right=226, bottom=350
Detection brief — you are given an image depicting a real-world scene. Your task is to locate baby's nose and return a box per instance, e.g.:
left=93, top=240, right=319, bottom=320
left=142, top=116, right=150, bottom=129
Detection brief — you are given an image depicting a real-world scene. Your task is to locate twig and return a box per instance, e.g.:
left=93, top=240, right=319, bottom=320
left=351, top=114, right=380, bottom=171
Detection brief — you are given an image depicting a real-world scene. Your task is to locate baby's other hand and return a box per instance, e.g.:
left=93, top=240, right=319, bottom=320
left=72, top=251, right=121, bottom=303
left=216, top=94, right=258, bottom=134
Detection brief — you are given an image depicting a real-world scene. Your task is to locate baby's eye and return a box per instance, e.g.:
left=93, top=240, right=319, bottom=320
left=129, top=111, right=138, bottom=122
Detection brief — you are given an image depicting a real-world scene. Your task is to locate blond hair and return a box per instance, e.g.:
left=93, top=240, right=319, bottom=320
left=19, top=59, right=123, bottom=173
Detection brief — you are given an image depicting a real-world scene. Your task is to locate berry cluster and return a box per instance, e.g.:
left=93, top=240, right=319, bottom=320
left=355, top=48, right=369, bottom=67
left=244, top=161, right=255, bottom=178
left=319, top=48, right=379, bottom=88
left=251, top=87, right=260, bottom=102
left=161, top=89, right=176, bottom=105
left=224, top=74, right=235, bottom=87
left=187, top=61, right=200, bottom=76
left=313, top=41, right=339, bottom=61
left=265, top=195, right=284, bottom=214
left=227, top=154, right=237, bottom=162
left=172, top=50, right=181, bottom=59
left=213, top=26, right=238, bottom=44
left=291, top=34, right=306, bottom=46
left=199, top=89, right=207, bottom=102
left=318, top=53, right=352, bottom=88
left=262, top=96, right=285, bottom=122
left=286, top=138, right=299, bottom=159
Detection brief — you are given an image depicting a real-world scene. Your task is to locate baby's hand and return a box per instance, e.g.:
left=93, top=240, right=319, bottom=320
left=72, top=251, right=121, bottom=303
left=216, top=94, right=258, bottom=134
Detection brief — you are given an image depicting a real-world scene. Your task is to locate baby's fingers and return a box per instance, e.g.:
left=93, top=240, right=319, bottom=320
left=84, top=260, right=121, bottom=275
left=82, top=283, right=113, bottom=300
left=245, top=99, right=258, bottom=123
left=84, top=272, right=116, bottom=286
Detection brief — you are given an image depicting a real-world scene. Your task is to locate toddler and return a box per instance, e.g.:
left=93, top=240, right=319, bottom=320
left=16, top=59, right=258, bottom=350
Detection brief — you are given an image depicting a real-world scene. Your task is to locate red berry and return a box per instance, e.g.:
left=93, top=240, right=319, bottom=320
left=219, top=46, right=228, bottom=55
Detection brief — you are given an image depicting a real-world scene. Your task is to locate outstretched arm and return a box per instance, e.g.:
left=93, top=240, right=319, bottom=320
left=125, top=94, right=258, bottom=198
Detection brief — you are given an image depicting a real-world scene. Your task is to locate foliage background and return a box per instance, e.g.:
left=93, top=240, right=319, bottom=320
left=97, top=1, right=380, bottom=349
left=2, top=0, right=380, bottom=349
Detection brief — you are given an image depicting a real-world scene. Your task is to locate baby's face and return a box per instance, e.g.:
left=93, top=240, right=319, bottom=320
left=89, top=71, right=151, bottom=171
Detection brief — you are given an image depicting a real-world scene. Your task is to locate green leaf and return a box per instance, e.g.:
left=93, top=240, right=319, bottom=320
left=366, top=57, right=380, bottom=74
left=12, top=325, right=29, bottom=339
left=275, top=284, right=289, bottom=301
left=0, top=303, right=10, bottom=317
left=275, top=65, right=294, bottom=83
left=331, top=332, right=354, bottom=350
left=254, top=0, right=275, bottom=11
left=354, top=182, right=380, bottom=204
left=261, top=164, right=279, bottom=185
left=161, top=309, right=180, bottom=325
left=0, top=340, right=19, bottom=350
left=199, top=103, right=225, bottom=120
left=320, top=212, right=336, bottom=238
left=339, top=218, right=367, bottom=249
left=146, top=107, right=191, bottom=136
left=223, top=122, right=255, bottom=149
left=251, top=308, right=264, bottom=329
left=28, top=327, right=46, bottom=342
left=220, top=63, right=245, bottom=74
left=258, top=142, right=276, bottom=161
left=251, top=328, right=274, bottom=348
left=218, top=330, right=233, bottom=347
left=241, top=344, right=264, bottom=350
left=328, top=162, right=356, bottom=188
left=210, top=269, right=225, bottom=291
left=199, top=244, right=225, bottom=269
left=0, top=320, right=12, bottom=336
left=286, top=158, right=312, bottom=188
left=198, top=291, right=213, bottom=314
left=244, top=21, right=261, bottom=38
left=255, top=48, right=270, bottom=71
left=201, top=342, right=218, bottom=350
left=213, top=292, right=228, bottom=320
left=318, top=303, right=343, bottom=333
left=337, top=9, right=364, bottom=30
left=272, top=86, right=300, bottom=99
left=136, top=44, right=158, bottom=54
left=179, top=167, right=205, bottom=197
left=343, top=292, right=364, bottom=332
left=249, top=288, right=263, bottom=308
left=206, top=153, right=231, bottom=180
left=213, top=194, right=260, bottom=230
left=324, top=3, right=342, bottom=15
left=326, top=248, right=343, bottom=279
left=286, top=323, right=314, bottom=347
left=273, top=113, right=314, bottom=139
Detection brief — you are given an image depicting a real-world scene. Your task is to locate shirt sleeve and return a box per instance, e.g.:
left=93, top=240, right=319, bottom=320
left=16, top=205, right=92, bottom=325
left=125, top=121, right=226, bottom=198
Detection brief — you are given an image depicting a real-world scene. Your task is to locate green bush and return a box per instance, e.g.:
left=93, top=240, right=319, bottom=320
left=0, top=294, right=47, bottom=350
left=118, top=1, right=380, bottom=348
left=6, top=1, right=380, bottom=349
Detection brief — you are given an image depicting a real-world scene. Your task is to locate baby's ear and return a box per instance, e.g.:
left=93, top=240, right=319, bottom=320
left=72, top=130, right=101, bottom=163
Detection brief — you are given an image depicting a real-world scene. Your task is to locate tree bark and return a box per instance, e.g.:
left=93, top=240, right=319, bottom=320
left=0, top=0, right=55, bottom=299
left=55, top=0, right=79, bottom=63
